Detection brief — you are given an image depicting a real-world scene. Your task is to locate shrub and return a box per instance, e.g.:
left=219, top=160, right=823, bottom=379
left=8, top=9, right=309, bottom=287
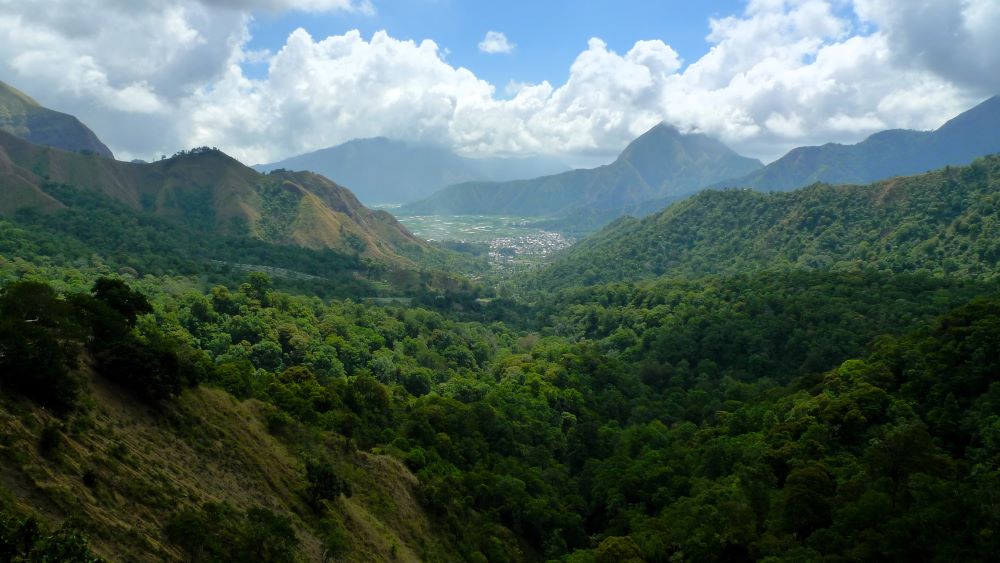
left=305, top=459, right=352, bottom=509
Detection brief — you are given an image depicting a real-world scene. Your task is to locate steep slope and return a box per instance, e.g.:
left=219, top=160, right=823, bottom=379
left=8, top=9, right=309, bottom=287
left=0, top=373, right=459, bottom=561
left=718, top=95, right=1000, bottom=191
left=0, top=80, right=114, bottom=159
left=401, top=124, right=762, bottom=220
left=253, top=137, right=567, bottom=204
left=531, top=155, right=1000, bottom=289
left=0, top=130, right=428, bottom=265
left=0, top=145, right=63, bottom=214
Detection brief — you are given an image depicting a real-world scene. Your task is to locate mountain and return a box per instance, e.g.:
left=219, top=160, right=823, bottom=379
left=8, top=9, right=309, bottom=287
left=717, top=95, right=1000, bottom=191
left=400, top=124, right=763, bottom=223
left=531, top=154, right=1000, bottom=289
left=253, top=137, right=567, bottom=204
left=0, top=129, right=426, bottom=265
left=0, top=80, right=114, bottom=158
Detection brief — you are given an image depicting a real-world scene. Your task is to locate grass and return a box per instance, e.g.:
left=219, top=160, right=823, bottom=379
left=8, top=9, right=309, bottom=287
left=0, top=369, right=458, bottom=561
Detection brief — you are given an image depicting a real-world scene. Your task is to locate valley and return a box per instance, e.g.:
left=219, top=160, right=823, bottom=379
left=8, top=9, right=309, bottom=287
left=2, top=7, right=1000, bottom=561
left=382, top=206, right=574, bottom=271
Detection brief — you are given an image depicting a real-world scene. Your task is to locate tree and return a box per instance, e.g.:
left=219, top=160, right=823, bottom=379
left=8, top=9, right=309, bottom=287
left=91, top=277, right=151, bottom=326
left=0, top=281, right=82, bottom=412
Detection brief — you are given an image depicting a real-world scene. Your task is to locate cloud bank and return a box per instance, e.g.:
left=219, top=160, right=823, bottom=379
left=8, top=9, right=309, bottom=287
left=0, top=0, right=993, bottom=164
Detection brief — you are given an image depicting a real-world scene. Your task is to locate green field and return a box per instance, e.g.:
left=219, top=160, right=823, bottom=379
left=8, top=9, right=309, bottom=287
left=382, top=207, right=573, bottom=267
left=382, top=207, right=556, bottom=241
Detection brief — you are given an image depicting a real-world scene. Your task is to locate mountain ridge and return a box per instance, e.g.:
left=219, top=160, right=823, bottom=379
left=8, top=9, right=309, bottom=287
left=716, top=95, right=1000, bottom=191
left=0, top=130, right=427, bottom=265
left=400, top=123, right=763, bottom=222
left=0, top=80, right=114, bottom=159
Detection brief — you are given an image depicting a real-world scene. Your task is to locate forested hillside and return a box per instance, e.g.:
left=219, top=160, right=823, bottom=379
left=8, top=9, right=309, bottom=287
left=532, top=155, right=1000, bottom=289
left=3, top=265, right=998, bottom=561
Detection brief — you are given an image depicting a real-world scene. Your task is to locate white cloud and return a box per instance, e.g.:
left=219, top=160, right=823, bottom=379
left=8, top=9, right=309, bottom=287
left=478, top=31, right=515, bottom=54
left=198, top=0, right=374, bottom=14
left=0, top=0, right=994, bottom=165
left=853, top=0, right=1000, bottom=95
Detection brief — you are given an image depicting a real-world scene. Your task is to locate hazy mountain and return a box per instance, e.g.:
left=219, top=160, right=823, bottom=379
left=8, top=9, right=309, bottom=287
left=531, top=154, right=1000, bottom=289
left=717, top=95, right=1000, bottom=191
left=400, top=123, right=763, bottom=220
left=0, top=130, right=427, bottom=265
left=253, top=137, right=567, bottom=204
left=0, top=80, right=114, bottom=159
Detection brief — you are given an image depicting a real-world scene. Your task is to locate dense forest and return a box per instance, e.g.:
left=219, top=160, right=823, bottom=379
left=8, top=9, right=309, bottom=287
left=1, top=135, right=1000, bottom=560
left=533, top=155, right=1000, bottom=289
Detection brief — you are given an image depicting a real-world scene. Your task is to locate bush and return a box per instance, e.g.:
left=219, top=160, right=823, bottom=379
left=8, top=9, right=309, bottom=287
left=38, top=424, right=62, bottom=457
left=305, top=459, right=352, bottom=509
left=94, top=336, right=181, bottom=403
left=0, top=513, right=102, bottom=562
left=165, top=502, right=298, bottom=562
left=0, top=281, right=83, bottom=413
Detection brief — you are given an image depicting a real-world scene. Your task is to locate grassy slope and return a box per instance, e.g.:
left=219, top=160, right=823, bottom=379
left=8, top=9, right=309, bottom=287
left=0, top=131, right=433, bottom=268
left=0, top=370, right=456, bottom=561
left=531, top=155, right=1000, bottom=289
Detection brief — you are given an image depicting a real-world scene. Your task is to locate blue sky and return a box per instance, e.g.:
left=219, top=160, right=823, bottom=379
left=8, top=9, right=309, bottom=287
left=245, top=0, right=745, bottom=92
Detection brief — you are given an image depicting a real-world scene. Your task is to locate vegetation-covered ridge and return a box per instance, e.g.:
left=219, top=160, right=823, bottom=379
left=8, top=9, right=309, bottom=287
left=531, top=154, right=1000, bottom=289
left=0, top=129, right=428, bottom=265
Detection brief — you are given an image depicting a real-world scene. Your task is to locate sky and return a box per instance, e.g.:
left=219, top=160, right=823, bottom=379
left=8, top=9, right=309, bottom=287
left=0, top=0, right=998, bottom=166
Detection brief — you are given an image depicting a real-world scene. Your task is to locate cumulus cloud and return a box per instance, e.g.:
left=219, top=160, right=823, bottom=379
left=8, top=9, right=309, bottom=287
left=0, top=0, right=993, bottom=165
left=853, top=0, right=1000, bottom=95
left=478, top=31, right=515, bottom=54
left=198, top=0, right=374, bottom=15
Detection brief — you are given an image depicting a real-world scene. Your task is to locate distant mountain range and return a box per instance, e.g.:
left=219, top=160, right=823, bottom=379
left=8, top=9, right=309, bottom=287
left=0, top=129, right=428, bottom=265
left=0, top=80, right=114, bottom=159
left=401, top=95, right=1000, bottom=235
left=400, top=124, right=763, bottom=222
left=253, top=137, right=567, bottom=205
left=530, top=154, right=1000, bottom=289
left=717, top=96, right=1000, bottom=191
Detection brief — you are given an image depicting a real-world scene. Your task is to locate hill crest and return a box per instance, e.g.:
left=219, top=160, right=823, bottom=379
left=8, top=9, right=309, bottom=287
left=0, top=131, right=427, bottom=265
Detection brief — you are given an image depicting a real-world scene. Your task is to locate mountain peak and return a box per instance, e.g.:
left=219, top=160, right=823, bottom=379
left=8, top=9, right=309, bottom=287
left=403, top=122, right=762, bottom=226
left=0, top=80, right=42, bottom=109
left=618, top=121, right=761, bottom=174
left=627, top=122, right=682, bottom=144
left=0, top=80, right=114, bottom=159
